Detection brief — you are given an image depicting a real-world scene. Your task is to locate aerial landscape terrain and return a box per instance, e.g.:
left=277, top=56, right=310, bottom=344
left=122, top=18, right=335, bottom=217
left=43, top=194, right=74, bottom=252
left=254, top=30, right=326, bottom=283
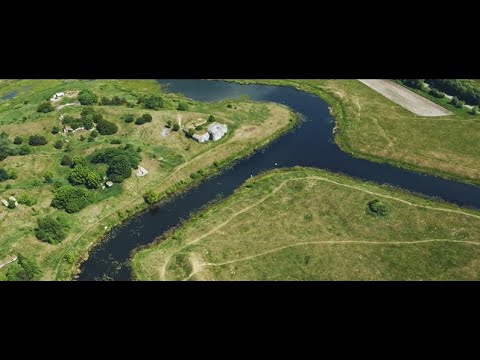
left=1, top=79, right=480, bottom=281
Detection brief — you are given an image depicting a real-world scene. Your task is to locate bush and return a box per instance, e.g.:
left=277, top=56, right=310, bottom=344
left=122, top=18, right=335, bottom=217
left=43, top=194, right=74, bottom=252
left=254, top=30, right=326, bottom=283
left=142, top=113, right=152, bottom=122
left=96, top=118, right=118, bottom=135
left=18, top=145, right=31, bottom=155
left=51, top=185, right=95, bottom=213
left=13, top=136, right=23, bottom=145
left=400, top=79, right=425, bottom=89
left=172, top=124, right=180, bottom=131
left=177, top=101, right=188, bottom=111
left=44, top=171, right=54, bottom=184
left=135, top=117, right=146, bottom=125
left=139, top=95, right=164, bottom=110
left=64, top=252, right=75, bottom=264
left=367, top=199, right=389, bottom=217
left=195, top=125, right=203, bottom=131
left=60, top=155, right=73, bottom=167
left=107, top=155, right=132, bottom=183
left=429, top=88, right=445, bottom=98
left=187, top=128, right=195, bottom=137
left=80, top=135, right=86, bottom=141
left=52, top=126, right=60, bottom=134
left=426, top=79, right=480, bottom=106
left=451, top=96, right=464, bottom=109
left=34, top=215, right=69, bottom=244
left=90, top=145, right=141, bottom=183
left=68, top=165, right=102, bottom=189
left=5, top=254, right=42, bottom=281
left=90, top=130, right=99, bottom=138
left=37, top=101, right=54, bottom=113
left=144, top=190, right=159, bottom=205
left=78, top=89, right=98, bottom=105
left=29, top=135, right=48, bottom=146
left=208, top=115, right=215, bottom=123
left=166, top=120, right=172, bottom=128
left=122, top=114, right=135, bottom=123
left=17, top=193, right=37, bottom=206
left=110, top=139, right=122, bottom=144
left=0, top=168, right=9, bottom=182
left=471, top=106, right=479, bottom=115
left=54, top=140, right=63, bottom=149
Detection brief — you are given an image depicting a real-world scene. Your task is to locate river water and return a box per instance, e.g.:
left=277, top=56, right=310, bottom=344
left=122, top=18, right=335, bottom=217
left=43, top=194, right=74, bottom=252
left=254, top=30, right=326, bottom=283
left=78, top=80, right=480, bottom=280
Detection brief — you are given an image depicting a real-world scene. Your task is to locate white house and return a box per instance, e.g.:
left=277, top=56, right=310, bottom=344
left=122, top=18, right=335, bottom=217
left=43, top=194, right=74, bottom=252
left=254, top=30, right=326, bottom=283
left=193, top=132, right=210, bottom=143
left=207, top=123, right=228, bottom=141
left=50, top=92, right=65, bottom=102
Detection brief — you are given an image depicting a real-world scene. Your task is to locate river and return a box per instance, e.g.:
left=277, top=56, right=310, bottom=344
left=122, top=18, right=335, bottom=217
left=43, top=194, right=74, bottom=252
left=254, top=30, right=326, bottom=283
left=78, top=80, right=480, bottom=280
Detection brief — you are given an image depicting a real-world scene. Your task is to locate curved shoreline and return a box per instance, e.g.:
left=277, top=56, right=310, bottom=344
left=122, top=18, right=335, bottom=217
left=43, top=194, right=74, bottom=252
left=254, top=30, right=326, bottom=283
left=227, top=79, right=480, bottom=186
left=58, top=106, right=298, bottom=280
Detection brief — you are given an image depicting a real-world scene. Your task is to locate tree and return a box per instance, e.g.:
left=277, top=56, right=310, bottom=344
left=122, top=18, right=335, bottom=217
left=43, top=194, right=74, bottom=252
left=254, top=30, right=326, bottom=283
left=52, top=126, right=60, bottom=134
left=54, top=140, right=63, bottom=149
left=122, top=114, right=135, bottom=123
left=173, top=123, right=180, bottom=131
left=451, top=96, right=464, bottom=108
left=68, top=165, right=102, bottom=189
left=367, top=199, right=389, bottom=217
left=177, top=101, right=188, bottom=111
left=34, top=215, right=69, bottom=244
left=61, top=155, right=73, bottom=167
left=135, top=117, right=146, bottom=125
left=96, top=118, right=118, bottom=135
left=51, top=185, right=94, bottom=213
left=141, top=95, right=164, bottom=110
left=78, top=89, right=98, bottom=105
left=100, top=96, right=111, bottom=106
left=29, top=135, right=48, bottom=146
left=429, top=88, right=445, bottom=98
left=18, top=145, right=31, bottom=155
left=142, top=113, right=152, bottom=122
left=208, top=115, right=215, bottom=123
left=5, top=254, right=42, bottom=281
left=143, top=190, right=159, bottom=205
left=13, top=136, right=23, bottom=145
left=37, top=101, right=54, bottom=113
left=107, top=154, right=132, bottom=183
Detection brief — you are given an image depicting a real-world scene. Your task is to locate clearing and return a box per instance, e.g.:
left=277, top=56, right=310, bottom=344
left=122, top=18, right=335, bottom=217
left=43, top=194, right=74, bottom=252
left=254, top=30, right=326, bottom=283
left=358, top=80, right=452, bottom=117
left=132, top=167, right=480, bottom=281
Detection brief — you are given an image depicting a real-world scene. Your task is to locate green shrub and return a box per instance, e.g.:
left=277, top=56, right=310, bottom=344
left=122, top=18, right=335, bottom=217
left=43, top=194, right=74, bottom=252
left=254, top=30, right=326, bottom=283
left=44, top=171, right=54, bottom=184
left=52, top=126, right=60, bottom=134
left=142, top=113, right=152, bottom=122
left=78, top=89, right=98, bottom=105
left=18, top=145, right=31, bottom=155
left=54, top=140, right=63, bottom=149
left=60, top=155, right=73, bottom=167
left=51, top=185, right=95, bottom=213
left=110, top=139, right=122, bottom=144
left=37, top=101, right=54, bottom=113
left=429, top=88, right=445, bottom=98
left=29, top=135, right=48, bottom=146
left=64, top=252, right=75, bottom=264
left=68, top=165, right=102, bottom=189
left=166, top=120, right=172, bottom=128
left=96, top=118, right=118, bottom=135
left=13, top=136, right=23, bottom=145
left=17, top=193, right=37, bottom=206
left=367, top=199, right=389, bottom=217
left=90, top=145, right=141, bottom=183
left=177, top=101, right=188, bottom=111
left=0, top=168, right=9, bottom=182
left=451, top=96, right=464, bottom=109
left=122, top=114, right=135, bottom=123
left=139, top=95, right=164, bottom=110
left=208, top=115, right=215, bottom=123
left=135, top=117, right=146, bottom=125
left=172, top=124, right=180, bottom=131
left=6, top=254, right=42, bottom=281
left=34, top=215, right=69, bottom=244
left=144, top=190, right=159, bottom=205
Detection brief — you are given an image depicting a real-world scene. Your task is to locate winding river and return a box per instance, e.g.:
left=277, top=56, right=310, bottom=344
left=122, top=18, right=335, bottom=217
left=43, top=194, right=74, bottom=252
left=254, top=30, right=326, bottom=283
left=78, top=80, right=480, bottom=280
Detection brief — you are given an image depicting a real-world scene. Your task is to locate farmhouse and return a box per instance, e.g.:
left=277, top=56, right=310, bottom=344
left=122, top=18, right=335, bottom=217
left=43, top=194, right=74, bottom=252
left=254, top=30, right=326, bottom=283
left=207, top=123, right=228, bottom=141
left=136, top=166, right=149, bottom=177
left=50, top=92, right=65, bottom=102
left=193, top=132, right=210, bottom=143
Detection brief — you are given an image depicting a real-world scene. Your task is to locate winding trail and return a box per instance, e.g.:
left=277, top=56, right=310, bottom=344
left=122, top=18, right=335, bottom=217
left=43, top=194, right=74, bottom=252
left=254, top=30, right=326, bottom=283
left=161, top=174, right=480, bottom=280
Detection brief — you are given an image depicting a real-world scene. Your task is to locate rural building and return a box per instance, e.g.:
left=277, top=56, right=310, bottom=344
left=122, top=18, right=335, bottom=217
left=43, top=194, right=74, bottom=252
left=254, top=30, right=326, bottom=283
left=193, top=132, right=210, bottom=143
left=207, top=123, right=228, bottom=141
left=1, top=199, right=8, bottom=207
left=50, top=92, right=65, bottom=102
left=136, top=166, right=149, bottom=177
left=105, top=181, right=113, bottom=188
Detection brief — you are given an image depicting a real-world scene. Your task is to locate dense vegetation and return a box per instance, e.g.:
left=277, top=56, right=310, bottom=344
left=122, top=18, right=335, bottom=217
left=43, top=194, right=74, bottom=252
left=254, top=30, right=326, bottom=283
left=51, top=185, right=94, bottom=213
left=426, top=79, right=480, bottom=106
left=100, top=96, right=128, bottom=106
left=35, top=215, right=69, bottom=244
left=138, top=95, right=164, bottom=110
left=96, top=118, right=118, bottom=135
left=78, top=89, right=98, bottom=105
left=367, top=199, right=390, bottom=216
left=90, top=144, right=141, bottom=183
left=37, top=101, right=54, bottom=113
left=135, top=113, right=152, bottom=125
left=68, top=165, right=102, bottom=189
left=6, top=254, right=42, bottom=281
left=28, top=135, right=48, bottom=146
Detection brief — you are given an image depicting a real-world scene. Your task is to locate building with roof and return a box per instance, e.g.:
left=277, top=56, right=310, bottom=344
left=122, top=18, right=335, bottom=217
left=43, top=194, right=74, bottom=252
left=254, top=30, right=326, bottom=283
left=193, top=132, right=210, bottom=143
left=207, top=123, right=228, bottom=141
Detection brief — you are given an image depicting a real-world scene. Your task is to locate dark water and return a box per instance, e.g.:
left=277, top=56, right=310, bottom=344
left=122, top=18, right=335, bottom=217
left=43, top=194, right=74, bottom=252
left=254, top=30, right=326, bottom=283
left=78, top=80, right=480, bottom=280
left=1, top=91, right=17, bottom=100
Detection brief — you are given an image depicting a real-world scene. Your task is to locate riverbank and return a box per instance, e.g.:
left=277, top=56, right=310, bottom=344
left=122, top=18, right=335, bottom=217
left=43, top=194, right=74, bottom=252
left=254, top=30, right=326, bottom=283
left=132, top=167, right=480, bottom=281
left=227, top=80, right=480, bottom=186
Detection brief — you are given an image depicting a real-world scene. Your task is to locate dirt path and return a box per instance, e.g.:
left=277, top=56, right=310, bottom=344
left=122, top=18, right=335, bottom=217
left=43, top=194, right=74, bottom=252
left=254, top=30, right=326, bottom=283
left=358, top=80, right=452, bottom=117
left=160, top=173, right=480, bottom=280
left=183, top=238, right=480, bottom=280
left=0, top=255, right=17, bottom=269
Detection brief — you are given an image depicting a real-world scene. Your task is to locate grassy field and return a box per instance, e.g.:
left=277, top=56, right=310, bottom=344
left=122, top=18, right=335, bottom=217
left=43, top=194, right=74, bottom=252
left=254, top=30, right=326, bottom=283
left=0, top=80, right=294, bottom=280
left=132, top=167, right=480, bottom=281
left=230, top=80, right=480, bottom=185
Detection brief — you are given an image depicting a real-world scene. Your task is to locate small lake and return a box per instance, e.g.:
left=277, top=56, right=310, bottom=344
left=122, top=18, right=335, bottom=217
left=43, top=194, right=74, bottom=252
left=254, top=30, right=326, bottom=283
left=78, top=80, right=480, bottom=280
left=1, top=91, right=17, bottom=101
